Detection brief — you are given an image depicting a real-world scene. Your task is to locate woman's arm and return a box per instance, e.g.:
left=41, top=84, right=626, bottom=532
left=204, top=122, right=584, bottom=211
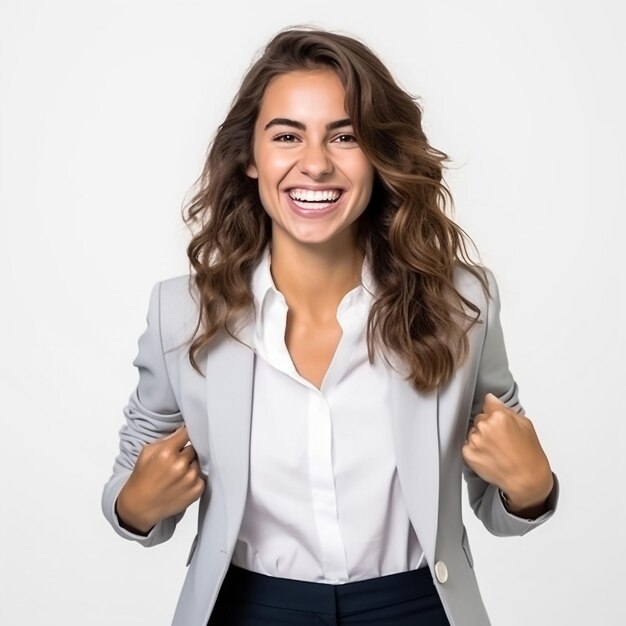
left=101, top=281, right=190, bottom=547
left=461, top=268, right=560, bottom=536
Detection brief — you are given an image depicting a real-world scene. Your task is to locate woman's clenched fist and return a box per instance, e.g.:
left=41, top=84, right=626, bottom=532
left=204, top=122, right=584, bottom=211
left=115, top=425, right=206, bottom=535
left=462, top=393, right=553, bottom=514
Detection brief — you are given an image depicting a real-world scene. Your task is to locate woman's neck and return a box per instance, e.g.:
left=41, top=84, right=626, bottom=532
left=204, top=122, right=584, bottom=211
left=268, top=235, right=365, bottom=325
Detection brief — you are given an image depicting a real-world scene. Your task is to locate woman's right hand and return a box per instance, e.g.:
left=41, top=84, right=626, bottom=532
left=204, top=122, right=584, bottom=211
left=115, top=425, right=206, bottom=535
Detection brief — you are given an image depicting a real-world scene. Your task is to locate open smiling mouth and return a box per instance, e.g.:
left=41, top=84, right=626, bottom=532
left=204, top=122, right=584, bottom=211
left=286, top=188, right=344, bottom=210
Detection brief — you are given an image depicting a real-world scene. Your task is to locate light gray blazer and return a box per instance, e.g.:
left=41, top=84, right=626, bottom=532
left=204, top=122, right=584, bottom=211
left=102, top=264, right=560, bottom=626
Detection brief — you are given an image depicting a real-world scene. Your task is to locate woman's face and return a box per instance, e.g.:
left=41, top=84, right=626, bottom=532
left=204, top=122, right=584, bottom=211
left=246, top=69, right=375, bottom=250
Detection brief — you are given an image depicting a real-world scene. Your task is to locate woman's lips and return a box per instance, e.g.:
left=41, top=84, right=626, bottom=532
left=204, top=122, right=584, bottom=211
left=283, top=190, right=345, bottom=217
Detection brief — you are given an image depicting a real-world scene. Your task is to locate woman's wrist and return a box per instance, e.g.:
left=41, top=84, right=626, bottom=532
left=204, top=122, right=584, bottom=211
left=499, top=478, right=553, bottom=519
left=115, top=493, right=155, bottom=535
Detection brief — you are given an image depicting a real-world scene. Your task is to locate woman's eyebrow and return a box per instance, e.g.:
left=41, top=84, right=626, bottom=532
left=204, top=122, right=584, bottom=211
left=263, top=117, right=352, bottom=132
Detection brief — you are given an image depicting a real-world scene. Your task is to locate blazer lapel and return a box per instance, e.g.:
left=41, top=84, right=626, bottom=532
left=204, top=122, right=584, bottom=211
left=204, top=327, right=255, bottom=549
left=389, top=362, right=440, bottom=566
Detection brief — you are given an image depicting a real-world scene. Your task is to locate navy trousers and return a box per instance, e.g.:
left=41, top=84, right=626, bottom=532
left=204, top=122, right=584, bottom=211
left=207, top=563, right=452, bottom=625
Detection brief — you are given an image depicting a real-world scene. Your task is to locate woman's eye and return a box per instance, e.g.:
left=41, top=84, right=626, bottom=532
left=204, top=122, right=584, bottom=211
left=335, top=134, right=357, bottom=143
left=275, top=134, right=297, bottom=143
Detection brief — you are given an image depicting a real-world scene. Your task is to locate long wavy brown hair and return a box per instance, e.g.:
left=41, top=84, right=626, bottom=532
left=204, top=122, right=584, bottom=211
left=180, top=25, right=489, bottom=392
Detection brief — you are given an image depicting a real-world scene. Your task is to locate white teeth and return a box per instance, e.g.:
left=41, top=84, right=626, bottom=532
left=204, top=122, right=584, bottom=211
left=288, top=188, right=342, bottom=202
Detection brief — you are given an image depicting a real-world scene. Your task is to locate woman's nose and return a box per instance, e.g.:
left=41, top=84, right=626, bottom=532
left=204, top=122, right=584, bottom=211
left=298, top=143, right=334, bottom=179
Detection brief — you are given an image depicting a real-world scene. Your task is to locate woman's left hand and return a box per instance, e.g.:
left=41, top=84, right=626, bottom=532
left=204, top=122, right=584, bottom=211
left=462, top=393, right=554, bottom=511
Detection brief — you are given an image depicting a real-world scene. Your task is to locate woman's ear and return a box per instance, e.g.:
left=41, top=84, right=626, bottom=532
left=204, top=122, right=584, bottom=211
left=246, top=162, right=258, bottom=179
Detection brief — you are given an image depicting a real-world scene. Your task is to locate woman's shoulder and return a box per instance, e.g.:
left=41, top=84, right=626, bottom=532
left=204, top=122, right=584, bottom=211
left=156, top=273, right=201, bottom=351
left=453, top=261, right=493, bottom=289
left=159, top=272, right=197, bottom=295
left=452, top=262, right=499, bottom=312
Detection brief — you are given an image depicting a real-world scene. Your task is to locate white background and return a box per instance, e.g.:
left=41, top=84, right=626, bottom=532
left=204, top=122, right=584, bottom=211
left=1, top=1, right=624, bottom=624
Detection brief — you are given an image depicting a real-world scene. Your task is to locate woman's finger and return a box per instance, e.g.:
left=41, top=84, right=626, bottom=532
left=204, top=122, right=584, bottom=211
left=180, top=443, right=198, bottom=464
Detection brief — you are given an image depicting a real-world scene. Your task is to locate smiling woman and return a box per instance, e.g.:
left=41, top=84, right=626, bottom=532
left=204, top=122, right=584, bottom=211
left=102, top=24, right=559, bottom=626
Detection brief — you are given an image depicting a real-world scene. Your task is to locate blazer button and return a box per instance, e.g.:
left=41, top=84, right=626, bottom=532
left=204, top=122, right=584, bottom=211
left=434, top=560, right=448, bottom=583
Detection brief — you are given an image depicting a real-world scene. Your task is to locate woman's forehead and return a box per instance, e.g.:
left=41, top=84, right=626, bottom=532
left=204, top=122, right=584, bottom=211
left=257, top=70, right=349, bottom=123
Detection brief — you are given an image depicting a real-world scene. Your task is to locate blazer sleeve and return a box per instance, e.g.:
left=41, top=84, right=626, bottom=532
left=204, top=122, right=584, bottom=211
left=101, top=281, right=187, bottom=547
left=462, top=267, right=560, bottom=537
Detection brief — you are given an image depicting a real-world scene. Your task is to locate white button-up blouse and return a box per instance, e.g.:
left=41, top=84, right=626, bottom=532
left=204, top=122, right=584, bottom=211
left=230, top=244, right=426, bottom=584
